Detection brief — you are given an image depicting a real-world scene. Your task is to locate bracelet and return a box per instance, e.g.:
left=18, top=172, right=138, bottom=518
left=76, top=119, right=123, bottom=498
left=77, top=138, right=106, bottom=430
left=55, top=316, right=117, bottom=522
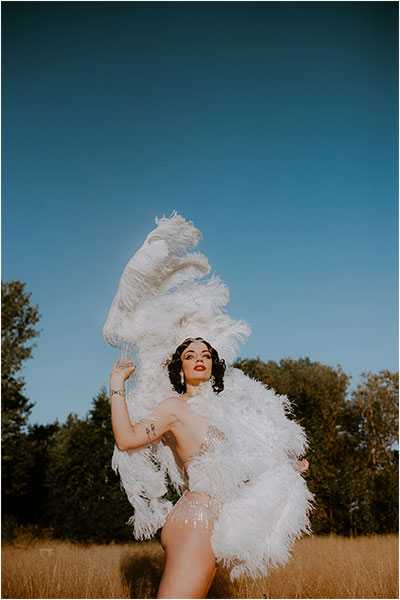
left=111, top=388, right=126, bottom=397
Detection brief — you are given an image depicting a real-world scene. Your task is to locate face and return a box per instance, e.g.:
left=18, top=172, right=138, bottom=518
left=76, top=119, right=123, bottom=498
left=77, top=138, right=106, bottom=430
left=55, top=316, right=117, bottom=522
left=180, top=341, right=213, bottom=384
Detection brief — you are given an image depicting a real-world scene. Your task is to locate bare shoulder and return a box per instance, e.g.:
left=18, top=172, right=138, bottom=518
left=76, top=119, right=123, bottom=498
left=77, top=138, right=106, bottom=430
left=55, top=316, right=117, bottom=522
left=161, top=395, right=184, bottom=406
left=154, top=396, right=186, bottom=418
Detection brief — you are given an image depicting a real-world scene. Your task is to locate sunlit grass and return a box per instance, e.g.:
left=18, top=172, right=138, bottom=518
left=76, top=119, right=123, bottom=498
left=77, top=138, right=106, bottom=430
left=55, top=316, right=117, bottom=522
left=2, top=533, right=398, bottom=599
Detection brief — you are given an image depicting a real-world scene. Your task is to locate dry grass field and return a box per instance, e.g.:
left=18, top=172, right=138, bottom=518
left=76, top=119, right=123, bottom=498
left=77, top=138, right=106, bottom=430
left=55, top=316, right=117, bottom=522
left=2, top=533, right=398, bottom=599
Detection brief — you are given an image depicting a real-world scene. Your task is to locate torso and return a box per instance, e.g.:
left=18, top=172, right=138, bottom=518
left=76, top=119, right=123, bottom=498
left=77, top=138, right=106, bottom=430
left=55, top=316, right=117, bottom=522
left=167, top=394, right=210, bottom=468
left=161, top=394, right=227, bottom=515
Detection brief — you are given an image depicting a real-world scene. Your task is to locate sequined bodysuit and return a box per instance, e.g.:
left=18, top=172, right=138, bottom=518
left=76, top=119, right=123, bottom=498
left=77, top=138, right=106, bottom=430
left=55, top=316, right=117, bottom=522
left=166, top=424, right=227, bottom=532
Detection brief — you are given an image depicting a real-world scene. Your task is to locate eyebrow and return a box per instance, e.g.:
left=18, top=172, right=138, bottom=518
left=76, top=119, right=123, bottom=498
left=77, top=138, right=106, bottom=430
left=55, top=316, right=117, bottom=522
left=183, top=349, right=211, bottom=357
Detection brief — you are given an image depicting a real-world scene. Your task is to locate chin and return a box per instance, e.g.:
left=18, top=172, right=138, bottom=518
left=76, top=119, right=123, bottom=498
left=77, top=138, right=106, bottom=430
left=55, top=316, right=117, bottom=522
left=189, top=372, right=211, bottom=383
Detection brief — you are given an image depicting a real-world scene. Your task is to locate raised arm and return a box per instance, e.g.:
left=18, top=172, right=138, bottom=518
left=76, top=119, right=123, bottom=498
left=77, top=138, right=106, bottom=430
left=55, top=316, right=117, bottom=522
left=110, top=359, right=177, bottom=451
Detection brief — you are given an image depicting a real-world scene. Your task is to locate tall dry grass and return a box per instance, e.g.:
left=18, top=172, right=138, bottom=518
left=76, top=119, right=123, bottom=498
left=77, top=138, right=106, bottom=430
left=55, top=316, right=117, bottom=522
left=2, top=534, right=398, bottom=599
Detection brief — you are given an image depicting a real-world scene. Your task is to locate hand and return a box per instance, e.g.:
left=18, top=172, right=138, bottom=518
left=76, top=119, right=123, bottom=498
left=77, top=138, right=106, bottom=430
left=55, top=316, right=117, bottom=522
left=110, top=358, right=136, bottom=385
left=292, top=458, right=309, bottom=473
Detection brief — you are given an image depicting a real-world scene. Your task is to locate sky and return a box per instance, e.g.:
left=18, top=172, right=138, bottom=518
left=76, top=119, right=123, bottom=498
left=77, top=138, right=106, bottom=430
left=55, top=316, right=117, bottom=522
left=2, top=1, right=398, bottom=426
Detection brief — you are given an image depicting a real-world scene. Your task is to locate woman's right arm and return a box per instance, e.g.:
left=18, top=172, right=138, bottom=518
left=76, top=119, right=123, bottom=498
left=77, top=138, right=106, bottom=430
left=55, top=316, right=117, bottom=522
left=110, top=359, right=178, bottom=452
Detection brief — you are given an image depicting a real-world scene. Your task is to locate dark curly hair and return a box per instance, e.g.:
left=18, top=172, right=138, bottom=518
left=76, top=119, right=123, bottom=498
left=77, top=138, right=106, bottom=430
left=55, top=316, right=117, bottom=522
left=164, top=337, right=226, bottom=394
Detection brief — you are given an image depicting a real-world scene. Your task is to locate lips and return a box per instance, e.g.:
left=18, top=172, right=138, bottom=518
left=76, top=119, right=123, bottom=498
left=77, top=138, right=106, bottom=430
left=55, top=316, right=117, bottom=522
left=194, top=365, right=206, bottom=371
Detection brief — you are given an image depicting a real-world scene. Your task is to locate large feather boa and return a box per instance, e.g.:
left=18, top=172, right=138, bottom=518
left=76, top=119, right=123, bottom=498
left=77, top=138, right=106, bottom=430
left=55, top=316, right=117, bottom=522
left=112, top=370, right=313, bottom=581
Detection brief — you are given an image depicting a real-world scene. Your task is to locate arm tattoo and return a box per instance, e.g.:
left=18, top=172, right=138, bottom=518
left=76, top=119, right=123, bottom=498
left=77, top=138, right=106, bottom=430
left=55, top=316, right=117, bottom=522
left=145, top=421, right=157, bottom=442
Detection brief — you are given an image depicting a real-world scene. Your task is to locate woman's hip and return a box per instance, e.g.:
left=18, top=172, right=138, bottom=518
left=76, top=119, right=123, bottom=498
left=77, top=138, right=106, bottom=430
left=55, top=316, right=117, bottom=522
left=161, top=490, right=222, bottom=545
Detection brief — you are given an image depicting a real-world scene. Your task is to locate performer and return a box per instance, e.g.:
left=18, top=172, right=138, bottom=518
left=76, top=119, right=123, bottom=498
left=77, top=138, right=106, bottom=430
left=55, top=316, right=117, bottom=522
left=104, top=212, right=313, bottom=599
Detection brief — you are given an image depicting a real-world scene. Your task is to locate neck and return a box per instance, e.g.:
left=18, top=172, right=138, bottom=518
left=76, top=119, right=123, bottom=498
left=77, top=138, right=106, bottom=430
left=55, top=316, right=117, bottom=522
left=184, top=383, right=201, bottom=397
left=184, top=379, right=210, bottom=397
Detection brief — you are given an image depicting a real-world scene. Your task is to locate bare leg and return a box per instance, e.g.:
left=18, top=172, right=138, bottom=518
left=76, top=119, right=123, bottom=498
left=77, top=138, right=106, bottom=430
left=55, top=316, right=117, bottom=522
left=158, top=516, right=218, bottom=599
left=204, top=566, right=218, bottom=597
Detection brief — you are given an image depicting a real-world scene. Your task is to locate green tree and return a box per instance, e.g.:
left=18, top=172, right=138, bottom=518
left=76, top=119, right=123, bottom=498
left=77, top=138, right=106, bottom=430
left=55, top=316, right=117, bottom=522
left=1, top=280, right=41, bottom=439
left=46, top=387, right=133, bottom=543
left=348, top=370, right=399, bottom=533
left=1, top=432, right=35, bottom=522
left=26, top=423, right=61, bottom=526
left=1, top=423, right=60, bottom=526
left=1, top=280, right=41, bottom=528
left=233, top=358, right=399, bottom=536
left=352, top=370, right=398, bottom=470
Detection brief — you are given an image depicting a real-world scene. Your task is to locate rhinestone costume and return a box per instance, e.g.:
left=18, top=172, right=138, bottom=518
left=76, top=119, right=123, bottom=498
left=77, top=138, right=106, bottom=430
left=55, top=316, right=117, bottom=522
left=166, top=424, right=227, bottom=532
left=182, top=424, right=227, bottom=465
left=167, top=492, right=222, bottom=532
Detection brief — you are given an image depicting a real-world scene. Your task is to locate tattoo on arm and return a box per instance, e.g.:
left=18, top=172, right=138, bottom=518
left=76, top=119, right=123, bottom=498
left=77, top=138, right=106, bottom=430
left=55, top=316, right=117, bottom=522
left=145, top=421, right=157, bottom=442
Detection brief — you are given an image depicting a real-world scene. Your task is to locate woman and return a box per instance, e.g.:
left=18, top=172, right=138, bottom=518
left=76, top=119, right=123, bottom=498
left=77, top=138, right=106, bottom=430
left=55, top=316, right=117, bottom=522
left=104, top=212, right=312, bottom=596
left=110, top=336, right=309, bottom=599
left=111, top=338, right=226, bottom=598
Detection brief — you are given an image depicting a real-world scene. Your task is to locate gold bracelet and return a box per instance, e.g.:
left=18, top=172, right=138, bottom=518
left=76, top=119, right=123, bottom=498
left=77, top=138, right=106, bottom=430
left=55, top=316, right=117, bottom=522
left=111, top=388, right=126, bottom=397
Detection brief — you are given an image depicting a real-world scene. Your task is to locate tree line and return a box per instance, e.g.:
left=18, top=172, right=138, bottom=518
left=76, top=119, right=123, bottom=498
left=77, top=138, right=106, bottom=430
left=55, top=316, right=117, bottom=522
left=2, top=280, right=398, bottom=543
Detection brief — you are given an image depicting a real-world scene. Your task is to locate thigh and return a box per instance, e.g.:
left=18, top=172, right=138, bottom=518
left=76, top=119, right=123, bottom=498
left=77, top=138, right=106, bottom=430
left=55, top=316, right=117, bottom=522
left=158, top=517, right=218, bottom=599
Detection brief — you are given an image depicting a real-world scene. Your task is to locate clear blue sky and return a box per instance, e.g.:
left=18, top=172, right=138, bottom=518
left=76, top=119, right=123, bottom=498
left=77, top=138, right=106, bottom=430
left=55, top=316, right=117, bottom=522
left=2, top=1, right=398, bottom=426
